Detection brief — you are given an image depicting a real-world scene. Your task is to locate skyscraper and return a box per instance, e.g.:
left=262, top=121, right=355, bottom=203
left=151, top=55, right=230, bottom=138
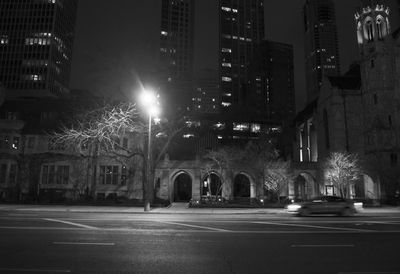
left=303, top=0, right=340, bottom=103
left=261, top=40, right=295, bottom=126
left=0, top=0, right=78, bottom=98
left=159, top=0, right=195, bottom=117
left=219, top=0, right=265, bottom=117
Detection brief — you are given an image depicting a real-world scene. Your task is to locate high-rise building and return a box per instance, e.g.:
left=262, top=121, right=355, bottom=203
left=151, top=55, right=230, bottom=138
left=219, top=0, right=265, bottom=117
left=159, top=0, right=195, bottom=117
left=0, top=0, right=78, bottom=98
left=303, top=0, right=340, bottom=103
left=261, top=40, right=295, bottom=125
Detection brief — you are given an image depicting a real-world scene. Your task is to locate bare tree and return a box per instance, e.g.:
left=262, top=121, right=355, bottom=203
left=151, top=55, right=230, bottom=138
left=202, top=147, right=238, bottom=201
left=51, top=101, right=183, bottom=209
left=323, top=152, right=362, bottom=198
left=263, top=160, right=292, bottom=203
left=202, top=138, right=292, bottom=203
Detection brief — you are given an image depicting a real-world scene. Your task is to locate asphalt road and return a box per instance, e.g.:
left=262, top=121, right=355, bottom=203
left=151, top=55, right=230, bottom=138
left=0, top=209, right=400, bottom=274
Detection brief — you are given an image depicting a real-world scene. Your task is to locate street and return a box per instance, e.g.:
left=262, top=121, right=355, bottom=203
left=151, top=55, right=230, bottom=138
left=0, top=207, right=400, bottom=274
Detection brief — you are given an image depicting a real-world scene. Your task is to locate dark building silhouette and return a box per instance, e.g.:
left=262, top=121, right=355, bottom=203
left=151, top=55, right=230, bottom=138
left=260, top=40, right=295, bottom=126
left=159, top=0, right=195, bottom=117
left=303, top=0, right=340, bottom=103
left=0, top=0, right=78, bottom=99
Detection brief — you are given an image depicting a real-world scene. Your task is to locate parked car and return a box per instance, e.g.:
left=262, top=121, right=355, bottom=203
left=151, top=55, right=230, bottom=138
left=286, top=195, right=362, bottom=216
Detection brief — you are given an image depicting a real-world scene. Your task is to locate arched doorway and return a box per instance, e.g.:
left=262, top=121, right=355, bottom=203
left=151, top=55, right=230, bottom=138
left=293, top=172, right=316, bottom=201
left=234, top=174, right=250, bottom=198
left=202, top=173, right=222, bottom=197
left=174, top=173, right=192, bottom=202
left=294, top=175, right=306, bottom=201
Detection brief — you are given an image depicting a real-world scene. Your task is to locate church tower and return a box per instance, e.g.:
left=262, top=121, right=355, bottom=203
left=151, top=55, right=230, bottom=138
left=355, top=0, right=400, bottom=196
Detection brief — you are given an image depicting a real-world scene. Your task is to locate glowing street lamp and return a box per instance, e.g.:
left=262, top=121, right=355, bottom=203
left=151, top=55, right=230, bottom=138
left=139, top=89, right=160, bottom=212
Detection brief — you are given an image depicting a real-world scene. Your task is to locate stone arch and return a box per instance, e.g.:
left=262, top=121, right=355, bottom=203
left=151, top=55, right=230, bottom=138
left=376, top=15, right=387, bottom=39
left=233, top=173, right=251, bottom=198
left=364, top=16, right=374, bottom=41
left=171, top=170, right=193, bottom=202
left=293, top=172, right=317, bottom=201
left=202, top=172, right=222, bottom=197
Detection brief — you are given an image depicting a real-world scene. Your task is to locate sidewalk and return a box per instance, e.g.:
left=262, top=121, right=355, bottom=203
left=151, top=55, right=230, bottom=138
left=1, top=203, right=400, bottom=214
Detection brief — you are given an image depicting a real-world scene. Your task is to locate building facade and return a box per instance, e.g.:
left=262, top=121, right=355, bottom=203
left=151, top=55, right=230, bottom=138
left=303, top=0, right=341, bottom=103
left=293, top=0, right=400, bottom=203
left=0, top=0, right=78, bottom=98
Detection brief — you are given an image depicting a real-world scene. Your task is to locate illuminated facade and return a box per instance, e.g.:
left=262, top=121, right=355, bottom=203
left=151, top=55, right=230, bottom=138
left=303, top=0, right=340, bottom=103
left=0, top=0, right=78, bottom=98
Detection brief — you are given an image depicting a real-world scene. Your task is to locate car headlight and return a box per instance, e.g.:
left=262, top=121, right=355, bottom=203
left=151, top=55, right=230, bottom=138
left=287, top=204, right=302, bottom=211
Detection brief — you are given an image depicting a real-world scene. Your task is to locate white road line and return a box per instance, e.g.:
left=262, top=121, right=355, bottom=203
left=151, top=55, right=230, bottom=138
left=291, top=244, right=354, bottom=248
left=44, top=218, right=98, bottom=230
left=157, top=220, right=231, bottom=232
left=53, top=242, right=115, bottom=246
left=253, top=221, right=376, bottom=232
left=338, top=272, right=400, bottom=274
left=0, top=268, right=70, bottom=273
left=1, top=226, right=400, bottom=233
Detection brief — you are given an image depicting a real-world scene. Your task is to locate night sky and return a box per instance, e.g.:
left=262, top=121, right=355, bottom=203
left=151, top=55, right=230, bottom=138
left=70, top=0, right=399, bottom=112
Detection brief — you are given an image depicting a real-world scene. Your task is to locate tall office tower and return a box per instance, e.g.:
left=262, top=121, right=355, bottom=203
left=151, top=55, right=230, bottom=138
left=0, top=0, right=78, bottom=98
left=303, top=0, right=340, bottom=103
left=219, top=0, right=265, bottom=119
left=159, top=0, right=195, bottom=117
left=261, top=40, right=295, bottom=126
left=260, top=40, right=295, bottom=158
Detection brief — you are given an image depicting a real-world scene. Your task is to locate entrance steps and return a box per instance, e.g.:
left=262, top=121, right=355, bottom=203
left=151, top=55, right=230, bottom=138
left=168, top=202, right=189, bottom=210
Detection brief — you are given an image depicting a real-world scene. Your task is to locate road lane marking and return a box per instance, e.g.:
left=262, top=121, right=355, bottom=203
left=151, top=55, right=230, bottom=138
left=44, top=218, right=98, bottom=230
left=338, top=272, right=400, bottom=274
left=0, top=268, right=70, bottom=273
left=291, top=244, right=354, bottom=248
left=1, top=225, right=400, bottom=233
left=156, top=220, right=231, bottom=232
left=253, top=221, right=376, bottom=232
left=53, top=242, right=115, bottom=246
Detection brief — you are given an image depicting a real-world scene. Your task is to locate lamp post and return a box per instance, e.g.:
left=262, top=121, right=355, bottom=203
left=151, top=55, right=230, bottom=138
left=139, top=90, right=160, bottom=212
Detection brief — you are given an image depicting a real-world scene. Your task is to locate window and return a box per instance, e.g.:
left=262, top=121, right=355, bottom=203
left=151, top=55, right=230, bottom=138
left=99, top=165, right=124, bottom=185
left=9, top=164, right=17, bottom=185
left=233, top=123, right=249, bottom=132
left=388, top=115, right=392, bottom=127
left=121, top=166, right=127, bottom=185
left=12, top=137, right=19, bottom=150
left=0, top=164, right=7, bottom=184
left=42, top=165, right=69, bottom=184
left=371, top=59, right=374, bottom=68
left=364, top=18, right=374, bottom=41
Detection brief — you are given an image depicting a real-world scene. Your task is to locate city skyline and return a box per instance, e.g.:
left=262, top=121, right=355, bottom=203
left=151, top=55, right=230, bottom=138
left=69, top=0, right=399, bottom=111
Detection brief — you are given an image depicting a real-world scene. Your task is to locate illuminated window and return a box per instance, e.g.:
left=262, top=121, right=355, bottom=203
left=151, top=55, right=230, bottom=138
left=213, top=122, right=225, bottom=130
left=222, top=102, right=231, bottom=107
left=222, top=77, right=232, bottom=82
left=183, top=133, right=195, bottom=138
left=222, top=63, right=231, bottom=67
left=0, top=35, right=8, bottom=45
left=232, top=8, right=238, bottom=13
left=251, top=124, right=261, bottom=133
left=222, top=48, right=232, bottom=53
left=161, top=31, right=168, bottom=36
left=233, top=123, right=249, bottom=131
left=221, top=6, right=231, bottom=12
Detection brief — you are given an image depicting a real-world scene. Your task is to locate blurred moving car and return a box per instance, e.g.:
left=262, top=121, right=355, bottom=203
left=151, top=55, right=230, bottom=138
left=286, top=195, right=363, bottom=216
